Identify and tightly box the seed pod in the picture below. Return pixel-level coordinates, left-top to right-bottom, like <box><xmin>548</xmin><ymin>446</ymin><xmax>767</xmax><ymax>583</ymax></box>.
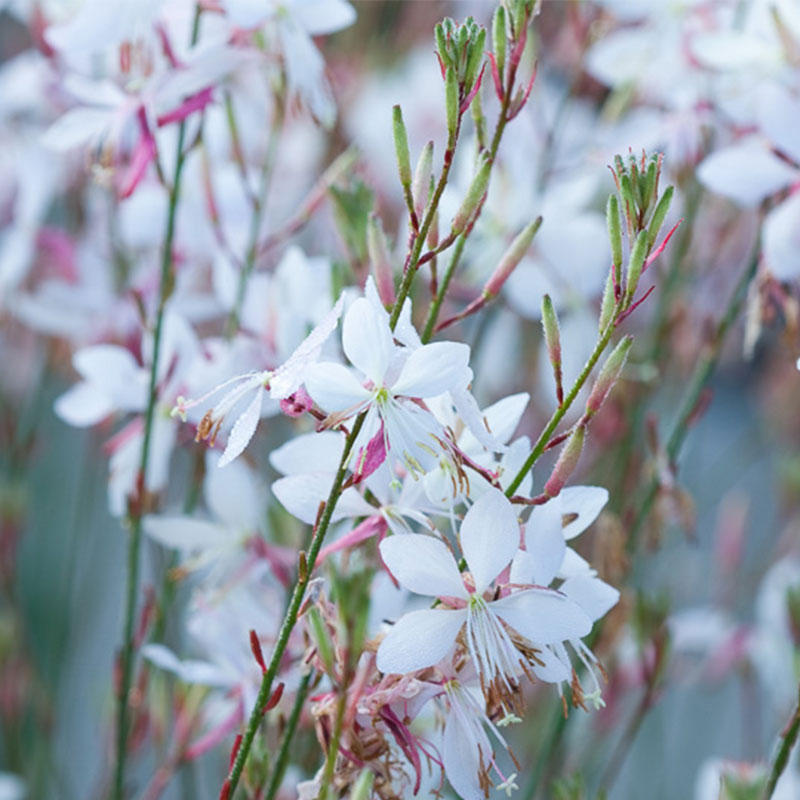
<box><xmin>392</xmin><ymin>105</ymin><xmax>412</xmax><ymax>189</ymax></box>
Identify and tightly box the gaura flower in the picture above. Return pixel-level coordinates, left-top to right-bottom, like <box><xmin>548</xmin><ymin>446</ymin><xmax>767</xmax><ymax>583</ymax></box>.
<box><xmin>376</xmin><ymin>488</ymin><xmax>591</xmax><ymax>708</ymax></box>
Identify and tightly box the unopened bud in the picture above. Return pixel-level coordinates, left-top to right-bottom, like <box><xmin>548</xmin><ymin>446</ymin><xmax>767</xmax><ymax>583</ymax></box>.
<box><xmin>392</xmin><ymin>105</ymin><xmax>412</xmax><ymax>188</ymax></box>
<box><xmin>435</xmin><ymin>22</ymin><xmax>448</xmax><ymax>69</ymax></box>
<box><xmin>349</xmin><ymin>769</ymin><xmax>375</xmax><ymax>800</ymax></box>
<box><xmin>544</xmin><ymin>425</ymin><xmax>585</xmax><ymax>498</ymax></box>
<box><xmin>647</xmin><ymin>185</ymin><xmax>674</xmax><ymax>250</ymax></box>
<box><xmin>413</xmin><ymin>141</ymin><xmax>434</xmax><ymax>219</ymax></box>
<box><xmin>599</xmin><ymin>271</ymin><xmax>615</xmax><ymax>332</ymax></box>
<box><xmin>452</xmin><ymin>155</ymin><xmax>491</xmax><ymax>234</ymax></box>
<box><xmin>465</xmin><ymin>27</ymin><xmax>486</xmax><ymax>91</ymax></box>
<box><xmin>625</xmin><ymin>229</ymin><xmax>649</xmax><ymax>304</ymax></box>
<box><xmin>367</xmin><ymin>214</ymin><xmax>395</xmax><ymax>306</ymax></box>
<box><xmin>586</xmin><ymin>335</ymin><xmax>632</xmax><ymax>417</ymax></box>
<box><xmin>492</xmin><ymin>6</ymin><xmax>507</xmax><ymax>81</ymax></box>
<box><xmin>607</xmin><ymin>194</ymin><xmax>622</xmax><ymax>272</ymax></box>
<box><xmin>642</xmin><ymin>158</ymin><xmax>657</xmax><ymax>213</ymax></box>
<box><xmin>308</xmin><ymin>607</ymin><xmax>335</xmax><ymax>676</ymax></box>
<box><xmin>445</xmin><ymin>66</ymin><xmax>459</xmax><ymax>143</ymax></box>
<box><xmin>483</xmin><ymin>216</ymin><xmax>542</xmax><ymax>298</ymax></box>
<box><xmin>619</xmin><ymin>173</ymin><xmax>636</xmax><ymax>235</ymax></box>
<box><xmin>541</xmin><ymin>293</ymin><xmax>563</xmax><ymax>405</ymax></box>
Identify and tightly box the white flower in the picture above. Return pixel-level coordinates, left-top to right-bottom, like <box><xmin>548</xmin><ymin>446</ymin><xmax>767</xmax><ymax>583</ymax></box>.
<box><xmin>175</xmin><ymin>293</ymin><xmax>344</xmax><ymax>466</ymax></box>
<box><xmin>305</xmin><ymin>280</ymin><xmax>473</xmax><ymax>478</ymax></box>
<box><xmin>509</xmin><ymin>487</ymin><xmax>619</xmax><ymax>705</ymax></box>
<box><xmin>376</xmin><ymin>488</ymin><xmax>591</xmax><ymax>707</ymax></box>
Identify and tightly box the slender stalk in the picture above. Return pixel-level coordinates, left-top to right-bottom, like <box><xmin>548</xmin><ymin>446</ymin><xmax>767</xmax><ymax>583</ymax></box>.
<box><xmin>504</xmin><ymin>318</ymin><xmax>618</xmax><ymax>498</ymax></box>
<box><xmin>224</xmin><ymin>413</ymin><xmax>365</xmax><ymax>797</ymax></box>
<box><xmin>264</xmin><ymin>670</ymin><xmax>313</xmax><ymax>800</ymax></box>
<box><xmin>226</xmin><ymin>89</ymin><xmax>285</xmax><ymax>337</ymax></box>
<box><xmin>319</xmin><ymin>684</ymin><xmax>347</xmax><ymax>800</ymax></box>
<box><xmin>113</xmin><ymin>11</ymin><xmax>202</xmax><ymax>798</ymax></box>
<box><xmin>421</xmin><ymin>57</ymin><xmax>518</xmax><ymax>342</ymax></box>
<box><xmin>627</xmin><ymin>252</ymin><xmax>758</xmax><ymax>549</ymax></box>
<box><xmin>761</xmin><ymin>684</ymin><xmax>800</xmax><ymax>800</ymax></box>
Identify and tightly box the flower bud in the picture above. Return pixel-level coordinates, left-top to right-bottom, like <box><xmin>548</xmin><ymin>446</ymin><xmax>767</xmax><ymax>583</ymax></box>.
<box><xmin>599</xmin><ymin>271</ymin><xmax>615</xmax><ymax>332</ymax></box>
<box><xmin>625</xmin><ymin>229</ymin><xmax>649</xmax><ymax>304</ymax></box>
<box><xmin>413</xmin><ymin>141</ymin><xmax>434</xmax><ymax>219</ymax></box>
<box><xmin>445</xmin><ymin>66</ymin><xmax>459</xmax><ymax>143</ymax></box>
<box><xmin>541</xmin><ymin>293</ymin><xmax>563</xmax><ymax>405</ymax></box>
<box><xmin>483</xmin><ymin>216</ymin><xmax>542</xmax><ymax>298</ymax></box>
<box><xmin>647</xmin><ymin>185</ymin><xmax>674</xmax><ymax>250</ymax></box>
<box><xmin>585</xmin><ymin>335</ymin><xmax>632</xmax><ymax>417</ymax></box>
<box><xmin>392</xmin><ymin>105</ymin><xmax>411</xmax><ymax>189</ymax></box>
<box><xmin>367</xmin><ymin>214</ymin><xmax>395</xmax><ymax>306</ymax></box>
<box><xmin>452</xmin><ymin>154</ymin><xmax>491</xmax><ymax>234</ymax></box>
<box><xmin>607</xmin><ymin>194</ymin><xmax>622</xmax><ymax>272</ymax></box>
<box><xmin>492</xmin><ymin>5</ymin><xmax>507</xmax><ymax>81</ymax></box>
<box><xmin>544</xmin><ymin>425</ymin><xmax>585</xmax><ymax>498</ymax></box>
<box><xmin>465</xmin><ymin>27</ymin><xmax>486</xmax><ymax>91</ymax></box>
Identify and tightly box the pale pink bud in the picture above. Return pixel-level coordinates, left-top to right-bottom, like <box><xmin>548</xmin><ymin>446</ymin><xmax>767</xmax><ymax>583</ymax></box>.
<box><xmin>544</xmin><ymin>425</ymin><xmax>585</xmax><ymax>498</ymax></box>
<box><xmin>483</xmin><ymin>216</ymin><xmax>542</xmax><ymax>297</ymax></box>
<box><xmin>585</xmin><ymin>335</ymin><xmax>632</xmax><ymax>417</ymax></box>
<box><xmin>367</xmin><ymin>213</ymin><xmax>396</xmax><ymax>306</ymax></box>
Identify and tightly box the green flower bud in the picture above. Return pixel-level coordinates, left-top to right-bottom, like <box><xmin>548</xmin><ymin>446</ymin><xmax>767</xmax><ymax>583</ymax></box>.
<box><xmin>586</xmin><ymin>335</ymin><xmax>633</xmax><ymax>416</ymax></box>
<box><xmin>445</xmin><ymin>66</ymin><xmax>459</xmax><ymax>143</ymax></box>
<box><xmin>607</xmin><ymin>194</ymin><xmax>623</xmax><ymax>271</ymax></box>
<box><xmin>492</xmin><ymin>6</ymin><xmax>507</xmax><ymax>80</ymax></box>
<box><xmin>452</xmin><ymin>155</ymin><xmax>491</xmax><ymax>234</ymax></box>
<box><xmin>544</xmin><ymin>425</ymin><xmax>585</xmax><ymax>498</ymax></box>
<box><xmin>647</xmin><ymin>185</ymin><xmax>674</xmax><ymax>250</ymax></box>
<box><xmin>392</xmin><ymin>105</ymin><xmax>412</xmax><ymax>189</ymax></box>
<box><xmin>625</xmin><ymin>229</ymin><xmax>649</xmax><ymax>304</ymax></box>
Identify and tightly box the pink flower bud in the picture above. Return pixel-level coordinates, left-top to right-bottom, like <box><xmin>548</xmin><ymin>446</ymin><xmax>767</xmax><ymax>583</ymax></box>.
<box><xmin>544</xmin><ymin>425</ymin><xmax>585</xmax><ymax>498</ymax></box>
<box><xmin>366</xmin><ymin>214</ymin><xmax>396</xmax><ymax>306</ymax></box>
<box><xmin>483</xmin><ymin>216</ymin><xmax>542</xmax><ymax>298</ymax></box>
<box><xmin>585</xmin><ymin>335</ymin><xmax>632</xmax><ymax>417</ymax></box>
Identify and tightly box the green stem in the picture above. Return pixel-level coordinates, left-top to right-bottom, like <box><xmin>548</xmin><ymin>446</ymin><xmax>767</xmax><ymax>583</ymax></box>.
<box><xmin>762</xmin><ymin>684</ymin><xmax>800</xmax><ymax>800</ymax></box>
<box><xmin>319</xmin><ymin>681</ymin><xmax>347</xmax><ymax>800</ymax></box>
<box><xmin>113</xmin><ymin>10</ymin><xmax>203</xmax><ymax>798</ymax></box>
<box><xmin>421</xmin><ymin>234</ymin><xmax>466</xmax><ymax>343</ymax></box>
<box><xmin>504</xmin><ymin>318</ymin><xmax>618</xmax><ymax>498</ymax></box>
<box><xmin>264</xmin><ymin>670</ymin><xmax>313</xmax><ymax>800</ymax></box>
<box><xmin>420</xmin><ymin>59</ymin><xmax>517</xmax><ymax>342</ymax></box>
<box><xmin>224</xmin><ymin>413</ymin><xmax>365</xmax><ymax>797</ymax></box>
<box><xmin>627</xmin><ymin>252</ymin><xmax>758</xmax><ymax>550</ymax></box>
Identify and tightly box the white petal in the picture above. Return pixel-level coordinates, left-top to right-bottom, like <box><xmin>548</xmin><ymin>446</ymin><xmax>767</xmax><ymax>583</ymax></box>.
<box><xmin>763</xmin><ymin>193</ymin><xmax>800</xmax><ymax>282</ymax></box>
<box><xmin>442</xmin><ymin>712</ymin><xmax>485</xmax><ymax>800</ymax></box>
<box><xmin>143</xmin><ymin>516</ymin><xmax>228</xmax><ymax>550</ymax></box>
<box><xmin>392</xmin><ymin>342</ymin><xmax>471</xmax><ymax>398</ymax></box>
<box><xmin>758</xmin><ymin>84</ymin><xmax>800</xmax><ymax>165</ymax></box>
<box><xmin>269</xmin><ymin>293</ymin><xmax>344</xmax><ymax>398</ymax></box>
<box><xmin>142</xmin><ymin>644</ymin><xmax>233</xmax><ymax>687</ymax></box>
<box><xmin>449</xmin><ymin>385</ymin><xmax>506</xmax><ymax>454</ymax></box>
<box><xmin>342</xmin><ymin>296</ymin><xmax>394</xmax><ymax>384</ymax></box>
<box><xmin>294</xmin><ymin>0</ymin><xmax>356</xmax><ymax>35</ymax></box>
<box><xmin>304</xmin><ymin>361</ymin><xmax>371</xmax><ymax>412</ymax></box>
<box><xmin>218</xmin><ymin>387</ymin><xmax>263</xmax><ymax>467</ymax></box>
<box><xmin>460</xmin><ymin>488</ymin><xmax>519</xmax><ymax>594</ymax></box>
<box><xmin>560</xmin><ymin>485</ymin><xmax>609</xmax><ymax>540</ymax></box>
<box><xmin>54</xmin><ymin>382</ymin><xmax>115</xmax><ymax>427</ymax></box>
<box><xmin>697</xmin><ymin>142</ymin><xmax>796</xmax><ymax>207</ymax></box>
<box><xmin>272</xmin><ymin>473</ymin><xmax>372</xmax><ymax>525</ymax></box>
<box><xmin>532</xmin><ymin>645</ymin><xmax>571</xmax><ymax>684</ymax></box>
<box><xmin>560</xmin><ymin>575</ymin><xmax>620</xmax><ymax>622</ymax></box>
<box><xmin>376</xmin><ymin>608</ymin><xmax>464</xmax><ymax>674</ymax></box>
<box><xmin>509</xmin><ymin>549</ymin><xmax>536</xmax><ymax>586</ymax></box>
<box><xmin>459</xmin><ymin>392</ymin><xmax>529</xmax><ymax>452</ymax></box>
<box><xmin>379</xmin><ymin>533</ymin><xmax>466</xmax><ymax>598</ymax></box>
<box><xmin>204</xmin><ymin>452</ymin><xmax>263</xmax><ymax>529</ymax></box>
<box><xmin>41</xmin><ymin>107</ymin><xmax>113</xmax><ymax>150</ymax></box>
<box><xmin>525</xmin><ymin>497</ymin><xmax>566</xmax><ymax>586</ymax></box>
<box><xmin>492</xmin><ymin>589</ymin><xmax>592</xmax><ymax>645</ymax></box>
<box><xmin>269</xmin><ymin>430</ymin><xmax>345</xmax><ymax>475</ymax></box>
